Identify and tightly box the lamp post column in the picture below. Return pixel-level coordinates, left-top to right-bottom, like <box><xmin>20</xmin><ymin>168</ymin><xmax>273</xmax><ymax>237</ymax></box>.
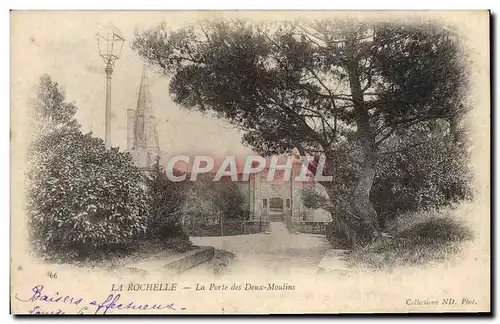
<box><xmin>104</xmin><ymin>63</ymin><xmax>113</xmax><ymax>149</ymax></box>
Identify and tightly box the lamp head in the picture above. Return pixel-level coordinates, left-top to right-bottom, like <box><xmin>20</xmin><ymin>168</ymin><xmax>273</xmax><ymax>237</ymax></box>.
<box><xmin>96</xmin><ymin>25</ymin><xmax>125</xmax><ymax>66</ymax></box>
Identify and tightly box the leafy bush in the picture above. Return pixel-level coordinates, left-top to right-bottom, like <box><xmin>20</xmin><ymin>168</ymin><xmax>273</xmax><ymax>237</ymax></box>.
<box><xmin>145</xmin><ymin>157</ymin><xmax>191</xmax><ymax>244</ymax></box>
<box><xmin>391</xmin><ymin>212</ymin><xmax>473</xmax><ymax>242</ymax></box>
<box><xmin>183</xmin><ymin>175</ymin><xmax>246</xmax><ymax>235</ymax></box>
<box><xmin>373</xmin><ymin>126</ymin><xmax>473</xmax><ymax>227</ymax></box>
<box><xmin>345</xmin><ymin>209</ymin><xmax>474</xmax><ymax>269</ymax></box>
<box><xmin>301</xmin><ymin>187</ymin><xmax>328</xmax><ymax>210</ymax></box>
<box><xmin>27</xmin><ymin>128</ymin><xmax>151</xmax><ymax>261</ymax></box>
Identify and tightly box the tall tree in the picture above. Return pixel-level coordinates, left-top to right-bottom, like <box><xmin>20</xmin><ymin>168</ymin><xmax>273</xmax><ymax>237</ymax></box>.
<box><xmin>133</xmin><ymin>19</ymin><xmax>468</xmax><ymax>245</ymax></box>
<box><xmin>146</xmin><ymin>156</ymin><xmax>188</xmax><ymax>239</ymax></box>
<box><xmin>31</xmin><ymin>74</ymin><xmax>80</xmax><ymax>133</ymax></box>
<box><xmin>184</xmin><ymin>175</ymin><xmax>244</xmax><ymax>235</ymax></box>
<box><xmin>208</xmin><ymin>181</ymin><xmax>245</xmax><ymax>236</ymax></box>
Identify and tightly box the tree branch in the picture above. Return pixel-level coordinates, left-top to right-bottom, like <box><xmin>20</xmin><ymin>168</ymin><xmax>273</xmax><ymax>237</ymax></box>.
<box><xmin>374</xmin><ymin>115</ymin><xmax>446</xmax><ymax>147</ymax></box>
<box><xmin>377</xmin><ymin>140</ymin><xmax>432</xmax><ymax>156</ymax></box>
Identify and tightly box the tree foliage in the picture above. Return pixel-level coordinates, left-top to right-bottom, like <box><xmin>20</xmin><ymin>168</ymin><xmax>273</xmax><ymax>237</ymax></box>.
<box><xmin>133</xmin><ymin>20</ymin><xmax>467</xmax><ymax>153</ymax></box>
<box><xmin>133</xmin><ymin>19</ymin><xmax>471</xmax><ymax>245</ymax></box>
<box><xmin>31</xmin><ymin>74</ymin><xmax>79</xmax><ymax>132</ymax></box>
<box><xmin>26</xmin><ymin>75</ymin><xmax>150</xmax><ymax>260</ymax></box>
<box><xmin>145</xmin><ymin>157</ymin><xmax>189</xmax><ymax>241</ymax></box>
<box><xmin>372</xmin><ymin>122</ymin><xmax>473</xmax><ymax>226</ymax></box>
<box><xmin>184</xmin><ymin>175</ymin><xmax>245</xmax><ymax>234</ymax></box>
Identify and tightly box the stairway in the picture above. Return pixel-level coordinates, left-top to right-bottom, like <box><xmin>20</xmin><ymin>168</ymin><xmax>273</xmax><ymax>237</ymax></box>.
<box><xmin>269</xmin><ymin>208</ymin><xmax>284</xmax><ymax>222</ymax></box>
<box><xmin>269</xmin><ymin>221</ymin><xmax>289</xmax><ymax>235</ymax></box>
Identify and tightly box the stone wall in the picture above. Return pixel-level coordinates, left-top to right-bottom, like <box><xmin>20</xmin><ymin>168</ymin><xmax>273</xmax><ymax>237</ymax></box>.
<box><xmin>291</xmin><ymin>221</ymin><xmax>329</xmax><ymax>234</ymax></box>
<box><xmin>244</xmin><ymin>221</ymin><xmax>271</xmax><ymax>234</ymax></box>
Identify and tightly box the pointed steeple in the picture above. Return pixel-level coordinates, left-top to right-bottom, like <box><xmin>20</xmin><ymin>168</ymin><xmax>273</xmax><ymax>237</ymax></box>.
<box><xmin>136</xmin><ymin>64</ymin><xmax>153</xmax><ymax>116</ymax></box>
<box><xmin>133</xmin><ymin>64</ymin><xmax>159</xmax><ymax>151</ymax></box>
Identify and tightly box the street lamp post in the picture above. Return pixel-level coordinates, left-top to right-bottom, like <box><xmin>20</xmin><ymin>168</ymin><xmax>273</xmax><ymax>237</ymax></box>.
<box><xmin>96</xmin><ymin>26</ymin><xmax>125</xmax><ymax>149</ymax></box>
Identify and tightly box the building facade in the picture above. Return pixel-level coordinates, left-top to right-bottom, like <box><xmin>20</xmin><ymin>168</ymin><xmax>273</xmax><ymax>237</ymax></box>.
<box><xmin>237</xmin><ymin>161</ymin><xmax>332</xmax><ymax>224</ymax></box>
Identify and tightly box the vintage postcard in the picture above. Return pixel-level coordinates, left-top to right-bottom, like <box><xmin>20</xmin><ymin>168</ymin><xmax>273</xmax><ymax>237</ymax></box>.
<box><xmin>10</xmin><ymin>10</ymin><xmax>490</xmax><ymax>314</ymax></box>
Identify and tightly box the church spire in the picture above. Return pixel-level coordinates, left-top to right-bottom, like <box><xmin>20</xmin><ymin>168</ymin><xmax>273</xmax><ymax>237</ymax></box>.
<box><xmin>136</xmin><ymin>64</ymin><xmax>153</xmax><ymax>115</ymax></box>
<box><xmin>133</xmin><ymin>64</ymin><xmax>159</xmax><ymax>151</ymax></box>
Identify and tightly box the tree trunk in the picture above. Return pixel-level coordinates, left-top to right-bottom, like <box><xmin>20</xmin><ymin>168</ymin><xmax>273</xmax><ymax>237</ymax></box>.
<box><xmin>351</xmin><ymin>154</ymin><xmax>379</xmax><ymax>243</ymax></box>
<box><xmin>346</xmin><ymin>55</ymin><xmax>380</xmax><ymax>245</ymax></box>
<box><xmin>220</xmin><ymin>211</ymin><xmax>224</xmax><ymax>236</ymax></box>
<box><xmin>449</xmin><ymin>116</ymin><xmax>462</xmax><ymax>145</ymax></box>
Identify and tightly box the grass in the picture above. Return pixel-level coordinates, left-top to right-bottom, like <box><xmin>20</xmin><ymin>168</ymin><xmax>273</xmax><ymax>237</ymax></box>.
<box><xmin>345</xmin><ymin>209</ymin><xmax>474</xmax><ymax>270</ymax></box>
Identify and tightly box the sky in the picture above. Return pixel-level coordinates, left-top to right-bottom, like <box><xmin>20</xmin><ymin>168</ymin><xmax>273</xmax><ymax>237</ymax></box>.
<box><xmin>11</xmin><ymin>11</ymin><xmax>255</xmax><ymax>159</ymax></box>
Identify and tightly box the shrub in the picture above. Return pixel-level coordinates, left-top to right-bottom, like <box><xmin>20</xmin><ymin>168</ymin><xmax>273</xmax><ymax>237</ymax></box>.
<box><xmin>27</xmin><ymin>128</ymin><xmax>150</xmax><ymax>261</ymax></box>
<box><xmin>145</xmin><ymin>157</ymin><xmax>191</xmax><ymax>244</ymax></box>
<box><xmin>183</xmin><ymin>175</ymin><xmax>246</xmax><ymax>231</ymax></box>
<box><xmin>373</xmin><ymin>129</ymin><xmax>473</xmax><ymax>227</ymax></box>
<box><xmin>301</xmin><ymin>187</ymin><xmax>328</xmax><ymax>210</ymax></box>
<box><xmin>345</xmin><ymin>209</ymin><xmax>474</xmax><ymax>269</ymax></box>
<box><xmin>397</xmin><ymin>216</ymin><xmax>473</xmax><ymax>243</ymax></box>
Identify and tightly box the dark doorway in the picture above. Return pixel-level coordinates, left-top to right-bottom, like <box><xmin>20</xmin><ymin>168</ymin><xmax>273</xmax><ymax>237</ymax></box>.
<box><xmin>270</xmin><ymin>197</ymin><xmax>284</xmax><ymax>209</ymax></box>
<box><xmin>269</xmin><ymin>197</ymin><xmax>284</xmax><ymax>221</ymax></box>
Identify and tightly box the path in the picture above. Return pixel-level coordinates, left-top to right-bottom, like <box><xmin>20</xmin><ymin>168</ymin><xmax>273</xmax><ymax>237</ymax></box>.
<box><xmin>190</xmin><ymin>222</ymin><xmax>331</xmax><ymax>276</ymax></box>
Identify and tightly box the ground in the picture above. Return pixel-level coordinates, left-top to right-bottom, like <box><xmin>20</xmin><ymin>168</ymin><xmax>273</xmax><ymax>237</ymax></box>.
<box><xmin>190</xmin><ymin>222</ymin><xmax>331</xmax><ymax>276</ymax></box>
<box><xmin>20</xmin><ymin>222</ymin><xmax>332</xmax><ymax>281</ymax></box>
